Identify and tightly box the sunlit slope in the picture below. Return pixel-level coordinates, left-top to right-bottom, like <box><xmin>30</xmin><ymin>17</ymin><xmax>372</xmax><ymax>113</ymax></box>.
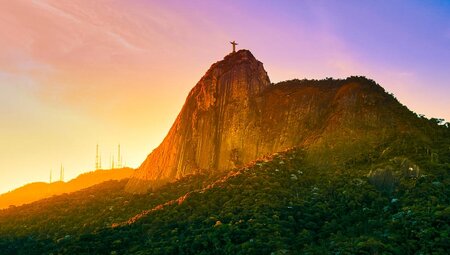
<box><xmin>0</xmin><ymin>168</ymin><xmax>134</xmax><ymax>209</ymax></box>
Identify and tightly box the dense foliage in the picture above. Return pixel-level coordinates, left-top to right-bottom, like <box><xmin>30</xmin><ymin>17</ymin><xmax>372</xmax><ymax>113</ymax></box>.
<box><xmin>0</xmin><ymin>174</ymin><xmax>223</xmax><ymax>253</ymax></box>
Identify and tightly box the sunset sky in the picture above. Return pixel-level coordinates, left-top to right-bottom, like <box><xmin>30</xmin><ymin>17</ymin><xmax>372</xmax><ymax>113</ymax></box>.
<box><xmin>0</xmin><ymin>0</ymin><xmax>449</xmax><ymax>194</ymax></box>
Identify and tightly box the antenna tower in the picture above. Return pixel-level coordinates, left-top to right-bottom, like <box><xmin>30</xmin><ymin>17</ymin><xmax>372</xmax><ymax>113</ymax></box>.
<box><xmin>95</xmin><ymin>144</ymin><xmax>101</xmax><ymax>169</ymax></box>
<box><xmin>111</xmin><ymin>154</ymin><xmax>115</xmax><ymax>169</ymax></box>
<box><xmin>117</xmin><ymin>144</ymin><xmax>122</xmax><ymax>168</ymax></box>
<box><xmin>60</xmin><ymin>164</ymin><xmax>64</xmax><ymax>182</ymax></box>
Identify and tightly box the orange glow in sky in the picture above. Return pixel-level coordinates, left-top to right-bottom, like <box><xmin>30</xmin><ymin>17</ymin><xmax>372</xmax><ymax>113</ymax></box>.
<box><xmin>1</xmin><ymin>0</ymin><xmax>449</xmax><ymax>193</ymax></box>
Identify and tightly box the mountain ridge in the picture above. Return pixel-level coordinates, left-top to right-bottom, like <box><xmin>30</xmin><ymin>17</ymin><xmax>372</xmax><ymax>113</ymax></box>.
<box><xmin>126</xmin><ymin>50</ymin><xmax>424</xmax><ymax>193</ymax></box>
<box><xmin>0</xmin><ymin>168</ymin><xmax>134</xmax><ymax>209</ymax></box>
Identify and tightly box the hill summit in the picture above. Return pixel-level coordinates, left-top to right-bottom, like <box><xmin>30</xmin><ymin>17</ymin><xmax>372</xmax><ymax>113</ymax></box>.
<box><xmin>126</xmin><ymin>50</ymin><xmax>421</xmax><ymax>193</ymax></box>
<box><xmin>0</xmin><ymin>168</ymin><xmax>134</xmax><ymax>209</ymax></box>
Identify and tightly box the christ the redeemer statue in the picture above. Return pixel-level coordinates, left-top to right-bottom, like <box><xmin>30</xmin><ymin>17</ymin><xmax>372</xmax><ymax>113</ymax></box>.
<box><xmin>230</xmin><ymin>41</ymin><xmax>238</xmax><ymax>53</ymax></box>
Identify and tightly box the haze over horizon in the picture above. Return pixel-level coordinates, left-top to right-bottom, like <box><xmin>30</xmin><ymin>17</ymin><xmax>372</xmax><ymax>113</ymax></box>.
<box><xmin>1</xmin><ymin>0</ymin><xmax>449</xmax><ymax>194</ymax></box>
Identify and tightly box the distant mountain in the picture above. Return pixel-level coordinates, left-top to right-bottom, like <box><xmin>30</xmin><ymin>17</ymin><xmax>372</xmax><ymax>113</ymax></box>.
<box><xmin>126</xmin><ymin>50</ymin><xmax>429</xmax><ymax>193</ymax></box>
<box><xmin>0</xmin><ymin>168</ymin><xmax>134</xmax><ymax>209</ymax></box>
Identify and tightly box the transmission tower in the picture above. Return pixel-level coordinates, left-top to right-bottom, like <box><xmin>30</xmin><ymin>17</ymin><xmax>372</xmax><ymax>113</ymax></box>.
<box><xmin>117</xmin><ymin>144</ymin><xmax>122</xmax><ymax>168</ymax></box>
<box><xmin>60</xmin><ymin>164</ymin><xmax>64</xmax><ymax>182</ymax></box>
<box><xmin>95</xmin><ymin>144</ymin><xmax>102</xmax><ymax>169</ymax></box>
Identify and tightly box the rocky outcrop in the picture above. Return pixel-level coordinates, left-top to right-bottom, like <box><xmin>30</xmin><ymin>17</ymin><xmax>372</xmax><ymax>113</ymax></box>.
<box><xmin>126</xmin><ymin>50</ymin><xmax>270</xmax><ymax>193</ymax></box>
<box><xmin>125</xmin><ymin>50</ymin><xmax>418</xmax><ymax>193</ymax></box>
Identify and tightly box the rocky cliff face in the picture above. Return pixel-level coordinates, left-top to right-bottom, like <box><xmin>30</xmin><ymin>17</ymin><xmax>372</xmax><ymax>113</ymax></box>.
<box><xmin>125</xmin><ymin>50</ymin><xmax>419</xmax><ymax>193</ymax></box>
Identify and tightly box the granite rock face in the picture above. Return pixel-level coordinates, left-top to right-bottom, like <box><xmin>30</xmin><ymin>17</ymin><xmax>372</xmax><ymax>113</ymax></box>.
<box><xmin>125</xmin><ymin>50</ymin><xmax>416</xmax><ymax>193</ymax></box>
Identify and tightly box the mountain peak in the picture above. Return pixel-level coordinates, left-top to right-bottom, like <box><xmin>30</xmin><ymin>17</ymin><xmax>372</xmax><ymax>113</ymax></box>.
<box><xmin>190</xmin><ymin>49</ymin><xmax>270</xmax><ymax>109</ymax></box>
<box><xmin>125</xmin><ymin>52</ymin><xmax>416</xmax><ymax>194</ymax></box>
<box><xmin>224</xmin><ymin>49</ymin><xmax>257</xmax><ymax>62</ymax></box>
<box><xmin>205</xmin><ymin>49</ymin><xmax>263</xmax><ymax>78</ymax></box>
